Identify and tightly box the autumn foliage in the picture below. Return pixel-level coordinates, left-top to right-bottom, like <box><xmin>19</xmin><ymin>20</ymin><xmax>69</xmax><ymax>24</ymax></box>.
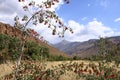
<box><xmin>15</xmin><ymin>0</ymin><xmax>73</xmax><ymax>39</ymax></box>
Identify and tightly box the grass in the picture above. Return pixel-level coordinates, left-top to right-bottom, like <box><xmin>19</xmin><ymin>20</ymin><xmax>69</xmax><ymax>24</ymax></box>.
<box><xmin>0</xmin><ymin>60</ymin><xmax>120</xmax><ymax>80</ymax></box>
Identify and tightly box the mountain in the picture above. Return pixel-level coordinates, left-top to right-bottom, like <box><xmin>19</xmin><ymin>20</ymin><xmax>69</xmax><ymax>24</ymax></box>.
<box><xmin>53</xmin><ymin>40</ymin><xmax>71</xmax><ymax>51</ymax></box>
<box><xmin>0</xmin><ymin>22</ymin><xmax>68</xmax><ymax>57</ymax></box>
<box><xmin>53</xmin><ymin>37</ymin><xmax>120</xmax><ymax>58</ymax></box>
<box><xmin>53</xmin><ymin>39</ymin><xmax>98</xmax><ymax>57</ymax></box>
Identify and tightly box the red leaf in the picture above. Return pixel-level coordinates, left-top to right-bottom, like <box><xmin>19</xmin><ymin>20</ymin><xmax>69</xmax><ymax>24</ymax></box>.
<box><xmin>110</xmin><ymin>74</ymin><xmax>116</xmax><ymax>78</ymax></box>
<box><xmin>29</xmin><ymin>3</ymin><xmax>32</xmax><ymax>6</ymax></box>
<box><xmin>65</xmin><ymin>27</ymin><xmax>68</xmax><ymax>30</ymax></box>
<box><xmin>88</xmin><ymin>70</ymin><xmax>92</xmax><ymax>74</ymax></box>
<box><xmin>23</xmin><ymin>6</ymin><xmax>28</xmax><ymax>11</ymax></box>
<box><xmin>84</xmin><ymin>69</ymin><xmax>87</xmax><ymax>72</ymax></box>
<box><xmin>52</xmin><ymin>29</ymin><xmax>56</xmax><ymax>35</ymax></box>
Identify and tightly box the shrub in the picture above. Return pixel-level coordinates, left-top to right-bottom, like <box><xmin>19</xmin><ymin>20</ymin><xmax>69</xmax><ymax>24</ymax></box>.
<box><xmin>0</xmin><ymin>34</ymin><xmax>10</xmax><ymax>50</ymax></box>
<box><xmin>0</xmin><ymin>34</ymin><xmax>50</xmax><ymax>61</ymax></box>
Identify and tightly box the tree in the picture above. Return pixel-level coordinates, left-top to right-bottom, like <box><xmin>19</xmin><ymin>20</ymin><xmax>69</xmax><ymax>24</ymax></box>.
<box><xmin>96</xmin><ymin>37</ymin><xmax>119</xmax><ymax>62</ymax></box>
<box><xmin>13</xmin><ymin>0</ymin><xmax>72</xmax><ymax>79</ymax></box>
<box><xmin>96</xmin><ymin>37</ymin><xmax>109</xmax><ymax>58</ymax></box>
<box><xmin>73</xmin><ymin>56</ymin><xmax>80</xmax><ymax>60</ymax></box>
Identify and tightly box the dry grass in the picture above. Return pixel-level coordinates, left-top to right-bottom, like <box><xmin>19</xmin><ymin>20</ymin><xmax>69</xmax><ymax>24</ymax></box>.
<box><xmin>0</xmin><ymin>62</ymin><xmax>13</xmax><ymax>78</ymax></box>
<box><xmin>0</xmin><ymin>60</ymin><xmax>120</xmax><ymax>80</ymax></box>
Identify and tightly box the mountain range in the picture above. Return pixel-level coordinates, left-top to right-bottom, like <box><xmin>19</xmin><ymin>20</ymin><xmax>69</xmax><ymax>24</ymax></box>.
<box><xmin>53</xmin><ymin>36</ymin><xmax>120</xmax><ymax>58</ymax></box>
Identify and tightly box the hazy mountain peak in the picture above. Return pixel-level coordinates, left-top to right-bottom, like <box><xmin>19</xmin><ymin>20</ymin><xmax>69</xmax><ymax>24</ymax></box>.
<box><xmin>61</xmin><ymin>39</ymin><xmax>70</xmax><ymax>44</ymax></box>
<box><xmin>54</xmin><ymin>39</ymin><xmax>70</xmax><ymax>45</ymax></box>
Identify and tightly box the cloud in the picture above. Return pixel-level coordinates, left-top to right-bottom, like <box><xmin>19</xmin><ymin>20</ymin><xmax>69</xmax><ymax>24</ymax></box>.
<box><xmin>0</xmin><ymin>0</ymin><xmax>63</xmax><ymax>25</ymax></box>
<box><xmin>33</xmin><ymin>19</ymin><xmax>120</xmax><ymax>44</ymax></box>
<box><xmin>0</xmin><ymin>0</ymin><xmax>64</xmax><ymax>44</ymax></box>
<box><xmin>62</xmin><ymin>19</ymin><xmax>117</xmax><ymax>42</ymax></box>
<box><xmin>0</xmin><ymin>0</ymin><xmax>25</xmax><ymax>16</ymax></box>
<box><xmin>114</xmin><ymin>18</ymin><xmax>120</xmax><ymax>22</ymax></box>
<box><xmin>0</xmin><ymin>0</ymin><xmax>25</xmax><ymax>24</ymax></box>
<box><xmin>0</xmin><ymin>0</ymin><xmax>17</xmax><ymax>15</ymax></box>
<box><xmin>87</xmin><ymin>20</ymin><xmax>114</xmax><ymax>37</ymax></box>
<box><xmin>0</xmin><ymin>13</ymin><xmax>17</xmax><ymax>25</ymax></box>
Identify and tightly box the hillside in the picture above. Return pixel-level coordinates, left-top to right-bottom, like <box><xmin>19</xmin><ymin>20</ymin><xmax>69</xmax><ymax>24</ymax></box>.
<box><xmin>0</xmin><ymin>22</ymin><xmax>68</xmax><ymax>57</ymax></box>
<box><xmin>53</xmin><ymin>37</ymin><xmax>120</xmax><ymax>58</ymax></box>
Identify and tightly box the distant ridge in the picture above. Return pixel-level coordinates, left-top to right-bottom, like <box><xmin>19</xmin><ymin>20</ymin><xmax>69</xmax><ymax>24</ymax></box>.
<box><xmin>53</xmin><ymin>36</ymin><xmax>120</xmax><ymax>58</ymax></box>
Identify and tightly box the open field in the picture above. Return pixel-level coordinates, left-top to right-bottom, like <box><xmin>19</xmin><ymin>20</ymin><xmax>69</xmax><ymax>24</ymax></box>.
<box><xmin>0</xmin><ymin>60</ymin><xmax>120</xmax><ymax>80</ymax></box>
<box><xmin>0</xmin><ymin>62</ymin><xmax>14</xmax><ymax>78</ymax></box>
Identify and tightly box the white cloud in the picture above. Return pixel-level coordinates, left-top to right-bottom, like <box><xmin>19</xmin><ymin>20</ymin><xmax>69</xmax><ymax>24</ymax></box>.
<box><xmin>37</xmin><ymin>19</ymin><xmax>120</xmax><ymax>44</ymax></box>
<box><xmin>87</xmin><ymin>20</ymin><xmax>114</xmax><ymax>37</ymax></box>
<box><xmin>0</xmin><ymin>0</ymin><xmax>63</xmax><ymax>25</ymax></box>
<box><xmin>114</xmin><ymin>18</ymin><xmax>120</xmax><ymax>22</ymax></box>
<box><xmin>0</xmin><ymin>13</ymin><xmax>17</xmax><ymax>25</ymax></box>
<box><xmin>0</xmin><ymin>0</ymin><xmax>26</xmax><ymax>24</ymax></box>
<box><xmin>0</xmin><ymin>0</ymin><xmax>18</xmax><ymax>15</ymax></box>
<box><xmin>61</xmin><ymin>19</ymin><xmax>116</xmax><ymax>43</ymax></box>
<box><xmin>0</xmin><ymin>0</ymin><xmax>64</xmax><ymax>44</ymax></box>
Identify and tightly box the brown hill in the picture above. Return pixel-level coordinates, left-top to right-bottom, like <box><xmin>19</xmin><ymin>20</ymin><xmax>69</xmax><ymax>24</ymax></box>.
<box><xmin>0</xmin><ymin>22</ymin><xmax>68</xmax><ymax>57</ymax></box>
<box><xmin>54</xmin><ymin>37</ymin><xmax>120</xmax><ymax>58</ymax></box>
<box><xmin>54</xmin><ymin>39</ymin><xmax>98</xmax><ymax>58</ymax></box>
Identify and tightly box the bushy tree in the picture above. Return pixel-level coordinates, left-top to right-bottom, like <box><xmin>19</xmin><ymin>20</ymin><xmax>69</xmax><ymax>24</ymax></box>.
<box><xmin>96</xmin><ymin>37</ymin><xmax>120</xmax><ymax>64</ymax></box>
<box><xmin>97</xmin><ymin>37</ymin><xmax>107</xmax><ymax>57</ymax></box>
<box><xmin>24</xmin><ymin>41</ymin><xmax>50</xmax><ymax>60</ymax></box>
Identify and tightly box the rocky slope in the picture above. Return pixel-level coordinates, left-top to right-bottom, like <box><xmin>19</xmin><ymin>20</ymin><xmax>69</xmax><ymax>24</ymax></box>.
<box><xmin>0</xmin><ymin>22</ymin><xmax>68</xmax><ymax>57</ymax></box>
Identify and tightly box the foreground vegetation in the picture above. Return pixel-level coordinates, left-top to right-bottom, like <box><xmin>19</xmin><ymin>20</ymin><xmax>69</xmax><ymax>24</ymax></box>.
<box><xmin>0</xmin><ymin>34</ymin><xmax>120</xmax><ymax>80</ymax></box>
<box><xmin>0</xmin><ymin>60</ymin><xmax>119</xmax><ymax>80</ymax></box>
<box><xmin>0</xmin><ymin>34</ymin><xmax>68</xmax><ymax>62</ymax></box>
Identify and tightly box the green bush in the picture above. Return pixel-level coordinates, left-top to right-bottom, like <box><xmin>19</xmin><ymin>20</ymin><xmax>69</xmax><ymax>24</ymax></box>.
<box><xmin>73</xmin><ymin>56</ymin><xmax>81</xmax><ymax>60</ymax></box>
<box><xmin>49</xmin><ymin>55</ymin><xmax>68</xmax><ymax>61</ymax></box>
<box><xmin>0</xmin><ymin>34</ymin><xmax>10</xmax><ymax>50</ymax></box>
<box><xmin>24</xmin><ymin>41</ymin><xmax>50</xmax><ymax>60</ymax></box>
<box><xmin>0</xmin><ymin>34</ymin><xmax>50</xmax><ymax>61</ymax></box>
<box><xmin>8</xmin><ymin>37</ymin><xmax>21</xmax><ymax>60</ymax></box>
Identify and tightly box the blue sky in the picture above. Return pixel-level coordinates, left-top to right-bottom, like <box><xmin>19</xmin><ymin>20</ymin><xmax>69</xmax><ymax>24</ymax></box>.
<box><xmin>0</xmin><ymin>0</ymin><xmax>120</xmax><ymax>44</ymax></box>
<box><xmin>57</xmin><ymin>0</ymin><xmax>120</xmax><ymax>29</ymax></box>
